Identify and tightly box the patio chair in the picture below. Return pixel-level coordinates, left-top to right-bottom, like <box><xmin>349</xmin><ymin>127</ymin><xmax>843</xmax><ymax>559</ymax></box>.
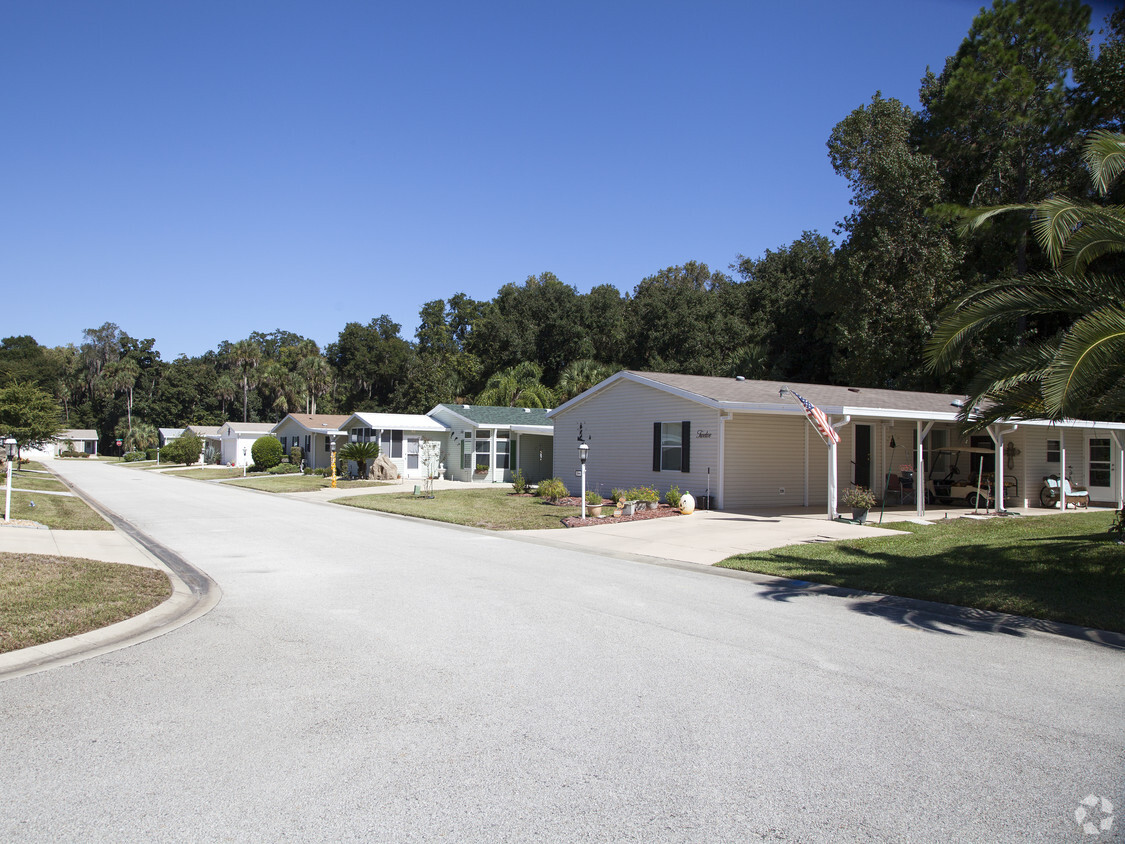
<box><xmin>1063</xmin><ymin>479</ymin><xmax>1090</xmax><ymax>508</ymax></box>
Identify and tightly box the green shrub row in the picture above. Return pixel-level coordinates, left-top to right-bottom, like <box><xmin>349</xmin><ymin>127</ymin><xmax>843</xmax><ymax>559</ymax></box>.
<box><xmin>267</xmin><ymin>463</ymin><xmax>302</xmax><ymax>474</ymax></box>
<box><xmin>122</xmin><ymin>451</ymin><xmax>147</xmax><ymax>462</ymax></box>
<box><xmin>536</xmin><ymin>477</ymin><xmax>568</xmax><ymax>502</ymax></box>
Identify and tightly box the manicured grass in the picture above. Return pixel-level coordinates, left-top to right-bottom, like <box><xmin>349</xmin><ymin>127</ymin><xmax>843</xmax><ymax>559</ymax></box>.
<box><xmin>4</xmin><ymin>472</ymin><xmax>70</xmax><ymax>492</ymax></box>
<box><xmin>224</xmin><ymin>475</ymin><xmax>392</xmax><ymax>493</ymax></box>
<box><xmin>717</xmin><ymin>511</ymin><xmax>1124</xmax><ymax>632</ymax></box>
<box><xmin>334</xmin><ymin>487</ymin><xmax>580</xmax><ymax>530</ymax></box>
<box><xmin>164</xmin><ymin>467</ymin><xmax>246</xmax><ymax>480</ymax></box>
<box><xmin>0</xmin><ymin>552</ymin><xmax>172</xmax><ymax>653</ymax></box>
<box><xmin>5</xmin><ymin>490</ymin><xmax>112</xmax><ymax>530</ymax></box>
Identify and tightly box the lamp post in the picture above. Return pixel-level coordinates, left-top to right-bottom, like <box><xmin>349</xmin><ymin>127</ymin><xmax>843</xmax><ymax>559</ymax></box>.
<box><xmin>331</xmin><ymin>438</ymin><xmax>337</xmax><ymax>489</ymax></box>
<box><xmin>578</xmin><ymin>441</ymin><xmax>589</xmax><ymax>519</ymax></box>
<box><xmin>4</xmin><ymin>438</ymin><xmax>16</xmax><ymax>523</ymax></box>
<box><xmin>242</xmin><ymin>446</ymin><xmax>247</xmax><ymax>477</ymax></box>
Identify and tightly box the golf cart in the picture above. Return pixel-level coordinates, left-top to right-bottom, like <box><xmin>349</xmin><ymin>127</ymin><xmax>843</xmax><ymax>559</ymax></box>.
<box><xmin>925</xmin><ymin>446</ymin><xmax>1018</xmax><ymax>508</ymax></box>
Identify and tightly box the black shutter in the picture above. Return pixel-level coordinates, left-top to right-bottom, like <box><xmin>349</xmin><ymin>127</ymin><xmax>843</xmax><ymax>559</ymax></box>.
<box><xmin>681</xmin><ymin>421</ymin><xmax>691</xmax><ymax>473</ymax></box>
<box><xmin>653</xmin><ymin>423</ymin><xmax>662</xmax><ymax>472</ymax></box>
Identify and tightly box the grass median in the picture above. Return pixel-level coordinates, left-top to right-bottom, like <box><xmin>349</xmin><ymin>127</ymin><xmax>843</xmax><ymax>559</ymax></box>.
<box><xmin>717</xmin><ymin>511</ymin><xmax>1124</xmax><ymax>632</ymax></box>
<box><xmin>334</xmin><ymin>487</ymin><xmax>580</xmax><ymax>530</ymax></box>
<box><xmin>0</xmin><ymin>552</ymin><xmax>172</xmax><ymax>653</ymax></box>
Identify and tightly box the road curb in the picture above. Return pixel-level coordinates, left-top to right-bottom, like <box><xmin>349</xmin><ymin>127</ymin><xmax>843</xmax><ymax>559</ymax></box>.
<box><xmin>0</xmin><ymin>470</ymin><xmax>223</xmax><ymax>682</ymax></box>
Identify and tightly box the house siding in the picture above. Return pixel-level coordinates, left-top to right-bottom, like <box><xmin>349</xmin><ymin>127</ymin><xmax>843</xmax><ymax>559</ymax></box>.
<box><xmin>552</xmin><ymin>378</ymin><xmax>721</xmax><ymax>501</ymax></box>
<box><xmin>516</xmin><ymin>434</ymin><xmax>553</xmax><ymax>483</ymax></box>
<box><xmin>724</xmin><ymin>414</ymin><xmax>840</xmax><ymax>508</ymax></box>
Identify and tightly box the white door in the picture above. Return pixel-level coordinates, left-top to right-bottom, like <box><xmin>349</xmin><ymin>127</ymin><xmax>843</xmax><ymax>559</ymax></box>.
<box><xmin>406</xmin><ymin>436</ymin><xmax>420</xmax><ymax>476</ymax></box>
<box><xmin>1087</xmin><ymin>435</ymin><xmax>1113</xmax><ymax>501</ymax></box>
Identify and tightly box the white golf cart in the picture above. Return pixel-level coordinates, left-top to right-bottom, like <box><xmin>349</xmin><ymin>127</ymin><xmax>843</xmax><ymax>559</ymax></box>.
<box><xmin>924</xmin><ymin>446</ymin><xmax>1018</xmax><ymax>508</ymax></box>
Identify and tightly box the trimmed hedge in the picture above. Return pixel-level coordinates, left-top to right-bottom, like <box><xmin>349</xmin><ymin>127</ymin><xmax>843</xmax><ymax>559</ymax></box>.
<box><xmin>251</xmin><ymin>436</ymin><xmax>283</xmax><ymax>470</ymax></box>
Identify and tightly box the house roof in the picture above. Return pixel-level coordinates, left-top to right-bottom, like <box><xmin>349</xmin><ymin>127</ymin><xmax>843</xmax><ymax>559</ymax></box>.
<box><xmin>223</xmin><ymin>422</ymin><xmax>276</xmax><ymax>434</ymax></box>
<box><xmin>158</xmin><ymin>428</ymin><xmax>184</xmax><ymax>439</ymax></box>
<box><xmin>550</xmin><ymin>370</ymin><xmax>1125</xmax><ymax>429</ymax></box>
<box><xmin>186</xmin><ymin>425</ymin><xmax>222</xmax><ymax>437</ymax></box>
<box><xmin>345</xmin><ymin>412</ymin><xmax>449</xmax><ymax>433</ymax></box>
<box><xmin>58</xmin><ymin>429</ymin><xmax>98</xmax><ymax>440</ymax></box>
<box><xmin>434</xmin><ymin>404</ymin><xmax>554</xmax><ymax>428</ymax></box>
<box><xmin>273</xmin><ymin>414</ymin><xmax>351</xmax><ymax>435</ymax></box>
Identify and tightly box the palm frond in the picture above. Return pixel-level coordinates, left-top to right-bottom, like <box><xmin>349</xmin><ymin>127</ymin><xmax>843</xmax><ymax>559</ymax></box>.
<box><xmin>1085</xmin><ymin>130</ymin><xmax>1125</xmax><ymax>196</ymax></box>
<box><xmin>1060</xmin><ymin>207</ymin><xmax>1125</xmax><ymax>275</ymax></box>
<box><xmin>1043</xmin><ymin>306</ymin><xmax>1125</xmax><ymax>417</ymax></box>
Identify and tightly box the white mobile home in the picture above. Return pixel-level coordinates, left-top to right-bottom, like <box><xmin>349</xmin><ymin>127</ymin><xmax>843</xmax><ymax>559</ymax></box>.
<box><xmin>271</xmin><ymin>414</ymin><xmax>349</xmax><ymax>470</ymax></box>
<box><xmin>427</xmin><ymin>404</ymin><xmax>554</xmax><ymax>484</ymax></box>
<box><xmin>340</xmin><ymin>412</ymin><xmax>450</xmax><ymax>480</ymax></box>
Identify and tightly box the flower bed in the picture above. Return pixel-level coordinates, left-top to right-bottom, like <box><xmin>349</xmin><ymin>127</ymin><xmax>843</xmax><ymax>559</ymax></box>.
<box><xmin>556</xmin><ymin>497</ymin><xmax>682</xmax><ymax>528</ymax></box>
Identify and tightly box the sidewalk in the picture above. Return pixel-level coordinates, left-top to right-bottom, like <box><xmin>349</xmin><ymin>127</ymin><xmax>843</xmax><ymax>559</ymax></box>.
<box><xmin>0</xmin><ymin>525</ymin><xmax>162</xmax><ymax>568</ymax></box>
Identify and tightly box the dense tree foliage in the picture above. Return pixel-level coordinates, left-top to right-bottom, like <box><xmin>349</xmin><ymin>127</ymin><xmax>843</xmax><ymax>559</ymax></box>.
<box><xmin>2</xmin><ymin>1</ymin><xmax>1117</xmax><ymax>445</ymax></box>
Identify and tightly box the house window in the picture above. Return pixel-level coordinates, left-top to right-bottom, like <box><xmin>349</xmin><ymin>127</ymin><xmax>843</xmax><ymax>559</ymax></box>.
<box><xmin>475</xmin><ymin>430</ymin><xmax>491</xmax><ymax>470</ymax></box>
<box><xmin>380</xmin><ymin>430</ymin><xmax>403</xmax><ymax>458</ymax></box>
<box><xmin>1047</xmin><ymin>439</ymin><xmax>1060</xmax><ymax>463</ymax></box>
<box><xmin>496</xmin><ymin>430</ymin><xmax>510</xmax><ymax>469</ymax></box>
<box><xmin>304</xmin><ymin>435</ymin><xmax>311</xmax><ymax>454</ymax></box>
<box><xmin>324</xmin><ymin>436</ymin><xmax>330</xmax><ymax>453</ymax></box>
<box><xmin>280</xmin><ymin>436</ymin><xmax>287</xmax><ymax>452</ymax></box>
<box><xmin>656</xmin><ymin>422</ymin><xmax>682</xmax><ymax>471</ymax></box>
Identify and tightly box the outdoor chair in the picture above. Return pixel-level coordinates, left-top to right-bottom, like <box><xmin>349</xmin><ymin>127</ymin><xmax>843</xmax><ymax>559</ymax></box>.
<box><xmin>1063</xmin><ymin>479</ymin><xmax>1090</xmax><ymax>508</ymax></box>
<box><xmin>885</xmin><ymin>473</ymin><xmax>904</xmax><ymax>505</ymax></box>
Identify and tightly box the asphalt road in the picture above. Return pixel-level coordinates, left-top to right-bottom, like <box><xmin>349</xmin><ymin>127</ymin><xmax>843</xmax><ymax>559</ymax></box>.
<box><xmin>2</xmin><ymin>460</ymin><xmax>1122</xmax><ymax>843</ymax></box>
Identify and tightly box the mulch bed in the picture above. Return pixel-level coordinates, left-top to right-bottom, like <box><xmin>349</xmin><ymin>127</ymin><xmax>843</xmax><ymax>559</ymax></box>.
<box><xmin>556</xmin><ymin>497</ymin><xmax>682</xmax><ymax>528</ymax></box>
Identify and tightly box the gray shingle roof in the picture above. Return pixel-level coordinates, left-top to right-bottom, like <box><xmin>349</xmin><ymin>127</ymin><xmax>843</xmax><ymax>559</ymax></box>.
<box><xmin>437</xmin><ymin>404</ymin><xmax>553</xmax><ymax>427</ymax></box>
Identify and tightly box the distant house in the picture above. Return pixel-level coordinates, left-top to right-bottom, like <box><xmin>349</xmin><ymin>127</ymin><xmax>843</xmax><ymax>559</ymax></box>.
<box><xmin>338</xmin><ymin>412</ymin><xmax>450</xmax><ymax>479</ymax></box>
<box><xmin>158</xmin><ymin>428</ymin><xmax>184</xmax><ymax>447</ymax></box>
<box><xmin>427</xmin><ymin>404</ymin><xmax>554</xmax><ymax>484</ymax></box>
<box><xmin>185</xmin><ymin>425</ymin><xmax>223</xmax><ymax>464</ymax></box>
<box><xmin>218</xmin><ymin>422</ymin><xmax>276</xmax><ymax>467</ymax></box>
<box><xmin>24</xmin><ymin>429</ymin><xmax>100</xmax><ymax>459</ymax></box>
<box><xmin>271</xmin><ymin>414</ymin><xmax>350</xmax><ymax>470</ymax></box>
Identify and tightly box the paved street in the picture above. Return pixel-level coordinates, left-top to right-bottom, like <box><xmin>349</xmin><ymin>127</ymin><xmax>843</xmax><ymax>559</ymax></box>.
<box><xmin>2</xmin><ymin>460</ymin><xmax>1122</xmax><ymax>842</ymax></box>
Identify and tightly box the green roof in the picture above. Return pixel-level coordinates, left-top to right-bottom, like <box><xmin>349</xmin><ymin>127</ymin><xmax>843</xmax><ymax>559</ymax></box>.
<box><xmin>437</xmin><ymin>404</ymin><xmax>553</xmax><ymax>427</ymax></box>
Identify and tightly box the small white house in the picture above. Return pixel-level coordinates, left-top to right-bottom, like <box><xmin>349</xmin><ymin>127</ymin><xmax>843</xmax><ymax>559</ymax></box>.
<box><xmin>158</xmin><ymin>428</ymin><xmax>184</xmax><ymax>447</ymax></box>
<box><xmin>548</xmin><ymin>370</ymin><xmax>1125</xmax><ymax>518</ymax></box>
<box><xmin>185</xmin><ymin>425</ymin><xmax>223</xmax><ymax>464</ymax></box>
<box><xmin>271</xmin><ymin>414</ymin><xmax>349</xmax><ymax>470</ymax></box>
<box><xmin>219</xmin><ymin>422</ymin><xmax>276</xmax><ymax>467</ymax></box>
<box><xmin>427</xmin><ymin>404</ymin><xmax>554</xmax><ymax>484</ymax></box>
<box><xmin>21</xmin><ymin>429</ymin><xmax>100</xmax><ymax>460</ymax></box>
<box><xmin>339</xmin><ymin>412</ymin><xmax>450</xmax><ymax>479</ymax></box>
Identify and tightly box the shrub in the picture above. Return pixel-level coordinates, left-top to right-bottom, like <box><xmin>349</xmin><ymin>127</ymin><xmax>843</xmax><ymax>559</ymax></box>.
<box><xmin>289</xmin><ymin>445</ymin><xmax>303</xmax><ymax>466</ymax></box>
<box><xmin>145</xmin><ymin>448</ymin><xmax>159</xmax><ymax>460</ymax></box>
<box><xmin>339</xmin><ymin>441</ymin><xmax>381</xmax><ymax>479</ymax></box>
<box><xmin>267</xmin><ymin>462</ymin><xmax>302</xmax><ymax>474</ymax></box>
<box><xmin>251</xmin><ymin>436</ymin><xmax>283</xmax><ymax>470</ymax></box>
<box><xmin>123</xmin><ymin>451</ymin><xmax>147</xmax><ymax>463</ymax></box>
<box><xmin>628</xmin><ymin>486</ymin><xmax>658</xmax><ymax>503</ymax></box>
<box><xmin>664</xmin><ymin>485</ymin><xmax>682</xmax><ymax>508</ymax></box>
<box><xmin>841</xmin><ymin>486</ymin><xmax>876</xmax><ymax>510</ymax></box>
<box><xmin>584</xmin><ymin>490</ymin><xmax>603</xmax><ymax>506</ymax></box>
<box><xmin>160</xmin><ymin>433</ymin><xmax>201</xmax><ymax>467</ymax></box>
<box><xmin>511</xmin><ymin>467</ymin><xmax>529</xmax><ymax>494</ymax></box>
<box><xmin>58</xmin><ymin>449</ymin><xmax>89</xmax><ymax>458</ymax></box>
<box><xmin>610</xmin><ymin>488</ymin><xmax>625</xmax><ymax>504</ymax></box>
<box><xmin>536</xmin><ymin>477</ymin><xmax>568</xmax><ymax>503</ymax></box>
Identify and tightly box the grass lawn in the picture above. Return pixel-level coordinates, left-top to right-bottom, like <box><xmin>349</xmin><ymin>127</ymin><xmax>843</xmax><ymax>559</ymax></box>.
<box><xmin>6</xmin><ymin>490</ymin><xmax>112</xmax><ymax>530</ymax></box>
<box><xmin>718</xmin><ymin>511</ymin><xmax>1124</xmax><ymax>633</ymax></box>
<box><xmin>164</xmin><ymin>467</ymin><xmax>247</xmax><ymax>480</ymax></box>
<box><xmin>224</xmin><ymin>475</ymin><xmax>392</xmax><ymax>493</ymax></box>
<box><xmin>5</xmin><ymin>472</ymin><xmax>70</xmax><ymax>492</ymax></box>
<box><xmin>0</xmin><ymin>552</ymin><xmax>172</xmax><ymax>653</ymax></box>
<box><xmin>334</xmin><ymin>487</ymin><xmax>580</xmax><ymax>530</ymax></box>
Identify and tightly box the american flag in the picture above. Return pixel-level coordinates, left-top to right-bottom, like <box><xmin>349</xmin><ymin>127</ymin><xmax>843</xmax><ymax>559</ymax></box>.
<box><xmin>791</xmin><ymin>390</ymin><xmax>840</xmax><ymax>445</ymax></box>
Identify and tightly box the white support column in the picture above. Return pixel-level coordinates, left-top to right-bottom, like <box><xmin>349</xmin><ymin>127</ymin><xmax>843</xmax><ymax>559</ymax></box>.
<box><xmin>1060</xmin><ymin>428</ymin><xmax>1067</xmax><ymax>510</ymax></box>
<box><xmin>986</xmin><ymin>424</ymin><xmax>1018</xmax><ymax>512</ymax></box>
<box><xmin>827</xmin><ymin>416</ymin><xmax>851</xmax><ymax>520</ymax></box>
<box><xmin>1112</xmin><ymin>431</ymin><xmax>1124</xmax><ymax>509</ymax></box>
<box><xmin>916</xmin><ymin>421</ymin><xmax>934</xmax><ymax>518</ymax></box>
<box><xmin>803</xmin><ymin>424</ymin><xmax>809</xmax><ymax>507</ymax></box>
<box><xmin>717</xmin><ymin>411</ymin><xmax>728</xmax><ymax>510</ymax></box>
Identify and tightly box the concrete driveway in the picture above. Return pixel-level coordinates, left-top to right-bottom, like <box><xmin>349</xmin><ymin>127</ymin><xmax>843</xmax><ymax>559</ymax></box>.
<box><xmin>1</xmin><ymin>460</ymin><xmax>1121</xmax><ymax>842</ymax></box>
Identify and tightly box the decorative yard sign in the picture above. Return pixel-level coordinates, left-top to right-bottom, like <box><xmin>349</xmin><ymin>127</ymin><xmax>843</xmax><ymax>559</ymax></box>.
<box><xmin>696</xmin><ymin>430</ymin><xmax>712</xmax><ymax>439</ymax></box>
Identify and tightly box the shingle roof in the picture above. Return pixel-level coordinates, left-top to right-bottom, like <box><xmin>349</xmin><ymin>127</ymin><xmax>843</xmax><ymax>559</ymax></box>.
<box><xmin>223</xmin><ymin>422</ymin><xmax>276</xmax><ymax>433</ymax></box>
<box><xmin>280</xmin><ymin>414</ymin><xmax>351</xmax><ymax>433</ymax></box>
<box><xmin>58</xmin><ymin>429</ymin><xmax>98</xmax><ymax>440</ymax></box>
<box><xmin>436</xmin><ymin>404</ymin><xmax>554</xmax><ymax>427</ymax></box>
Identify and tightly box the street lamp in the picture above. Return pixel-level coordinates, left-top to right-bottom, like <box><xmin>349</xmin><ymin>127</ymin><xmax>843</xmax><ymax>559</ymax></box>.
<box><xmin>578</xmin><ymin>441</ymin><xmax>589</xmax><ymax>518</ymax></box>
<box><xmin>242</xmin><ymin>445</ymin><xmax>247</xmax><ymax>477</ymax></box>
<box><xmin>4</xmin><ymin>438</ymin><xmax>16</xmax><ymax>523</ymax></box>
<box><xmin>331</xmin><ymin>438</ymin><xmax>338</xmax><ymax>489</ymax></box>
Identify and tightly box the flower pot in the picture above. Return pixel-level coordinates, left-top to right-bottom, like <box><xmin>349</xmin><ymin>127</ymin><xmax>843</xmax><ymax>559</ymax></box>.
<box><xmin>621</xmin><ymin>502</ymin><xmax>636</xmax><ymax>516</ymax></box>
<box><xmin>851</xmin><ymin>508</ymin><xmax>869</xmax><ymax>524</ymax></box>
<box><xmin>588</xmin><ymin>505</ymin><xmax>603</xmax><ymax>517</ymax></box>
<box><xmin>647</xmin><ymin>501</ymin><xmax>659</xmax><ymax>511</ymax></box>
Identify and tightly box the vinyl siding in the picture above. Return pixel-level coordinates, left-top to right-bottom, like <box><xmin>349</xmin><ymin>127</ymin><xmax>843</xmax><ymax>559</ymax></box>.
<box><xmin>724</xmin><ymin>414</ymin><xmax>841</xmax><ymax>508</ymax></box>
<box><xmin>552</xmin><ymin>378</ymin><xmax>720</xmax><ymax>501</ymax></box>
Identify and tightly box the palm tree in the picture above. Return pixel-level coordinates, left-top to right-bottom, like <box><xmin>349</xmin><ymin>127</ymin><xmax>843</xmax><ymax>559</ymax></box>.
<box><xmin>297</xmin><ymin>354</ymin><xmax>332</xmax><ymax>414</ymax></box>
<box><xmin>214</xmin><ymin>374</ymin><xmax>237</xmax><ymax>420</ymax></box>
<box><xmin>927</xmin><ymin>131</ymin><xmax>1125</xmax><ymax>426</ymax></box>
<box><xmin>475</xmin><ymin>362</ymin><xmax>555</xmax><ymax>408</ymax></box>
<box><xmin>103</xmin><ymin>358</ymin><xmax>141</xmax><ymax>433</ymax></box>
<box><xmin>338</xmin><ymin>441</ymin><xmax>381</xmax><ymax>479</ymax></box>
<box><xmin>121</xmin><ymin>421</ymin><xmax>157</xmax><ymax>453</ymax></box>
<box><xmin>555</xmin><ymin>359</ymin><xmax>617</xmax><ymax>401</ymax></box>
<box><xmin>229</xmin><ymin>339</ymin><xmax>261</xmax><ymax>423</ymax></box>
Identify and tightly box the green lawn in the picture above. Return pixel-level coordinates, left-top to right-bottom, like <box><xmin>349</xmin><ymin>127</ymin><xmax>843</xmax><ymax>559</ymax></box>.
<box><xmin>5</xmin><ymin>472</ymin><xmax>70</xmax><ymax>492</ymax></box>
<box><xmin>164</xmin><ymin>467</ymin><xmax>247</xmax><ymax>480</ymax></box>
<box><xmin>5</xmin><ymin>490</ymin><xmax>112</xmax><ymax>530</ymax></box>
<box><xmin>334</xmin><ymin>487</ymin><xmax>580</xmax><ymax>530</ymax></box>
<box><xmin>718</xmin><ymin>511</ymin><xmax>1124</xmax><ymax>633</ymax></box>
<box><xmin>0</xmin><ymin>552</ymin><xmax>172</xmax><ymax>653</ymax></box>
<box><xmin>224</xmin><ymin>474</ymin><xmax>392</xmax><ymax>493</ymax></box>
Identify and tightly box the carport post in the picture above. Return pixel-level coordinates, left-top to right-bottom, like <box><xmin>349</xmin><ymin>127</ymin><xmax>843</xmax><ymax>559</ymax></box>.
<box><xmin>987</xmin><ymin>424</ymin><xmax>1018</xmax><ymax>513</ymax></box>
<box><xmin>916</xmin><ymin>421</ymin><xmax>934</xmax><ymax>518</ymax></box>
<box><xmin>1113</xmin><ymin>431</ymin><xmax>1125</xmax><ymax>509</ymax></box>
<box><xmin>827</xmin><ymin>416</ymin><xmax>851</xmax><ymax>521</ymax></box>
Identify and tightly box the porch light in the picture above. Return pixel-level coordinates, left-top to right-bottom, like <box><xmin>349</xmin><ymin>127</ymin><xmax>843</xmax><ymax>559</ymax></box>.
<box><xmin>578</xmin><ymin>442</ymin><xmax>589</xmax><ymax>465</ymax></box>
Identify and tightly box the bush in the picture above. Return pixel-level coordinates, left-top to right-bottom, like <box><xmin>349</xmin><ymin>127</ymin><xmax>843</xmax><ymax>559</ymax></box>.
<box><xmin>251</xmin><ymin>436</ymin><xmax>283</xmax><ymax>470</ymax></box>
<box><xmin>123</xmin><ymin>451</ymin><xmax>147</xmax><ymax>463</ymax></box>
<box><xmin>289</xmin><ymin>445</ymin><xmax>303</xmax><ymax>466</ymax></box>
<box><xmin>160</xmin><ymin>433</ymin><xmax>201</xmax><ymax>467</ymax></box>
<box><xmin>841</xmin><ymin>486</ymin><xmax>876</xmax><ymax>510</ymax></box>
<box><xmin>627</xmin><ymin>486</ymin><xmax>658</xmax><ymax>503</ymax></box>
<box><xmin>610</xmin><ymin>488</ymin><xmax>625</xmax><ymax>504</ymax></box>
<box><xmin>58</xmin><ymin>450</ymin><xmax>89</xmax><ymax>458</ymax></box>
<box><xmin>267</xmin><ymin>462</ymin><xmax>302</xmax><ymax>474</ymax></box>
<box><xmin>511</xmin><ymin>468</ymin><xmax>529</xmax><ymax>495</ymax></box>
<box><xmin>146</xmin><ymin>448</ymin><xmax>159</xmax><ymax>460</ymax></box>
<box><xmin>664</xmin><ymin>485</ymin><xmax>682</xmax><ymax>508</ymax></box>
<box><xmin>536</xmin><ymin>477</ymin><xmax>568</xmax><ymax>503</ymax></box>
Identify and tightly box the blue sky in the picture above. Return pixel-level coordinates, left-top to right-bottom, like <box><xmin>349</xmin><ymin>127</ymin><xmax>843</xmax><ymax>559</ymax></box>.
<box><xmin>1</xmin><ymin>1</ymin><xmax>1114</xmax><ymax>359</ymax></box>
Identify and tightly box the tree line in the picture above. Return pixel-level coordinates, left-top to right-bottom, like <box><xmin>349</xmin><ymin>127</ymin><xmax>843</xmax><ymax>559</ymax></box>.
<box><xmin>2</xmin><ymin>1</ymin><xmax>1121</xmax><ymax>454</ymax></box>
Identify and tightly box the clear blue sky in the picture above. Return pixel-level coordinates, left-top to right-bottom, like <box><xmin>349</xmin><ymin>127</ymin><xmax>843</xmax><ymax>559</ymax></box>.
<box><xmin>1</xmin><ymin>1</ymin><xmax>1113</xmax><ymax>359</ymax></box>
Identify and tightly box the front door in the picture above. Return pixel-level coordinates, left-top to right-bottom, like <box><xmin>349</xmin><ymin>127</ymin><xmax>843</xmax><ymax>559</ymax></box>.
<box><xmin>406</xmin><ymin>436</ymin><xmax>420</xmax><ymax>476</ymax></box>
<box><xmin>1087</xmin><ymin>435</ymin><xmax>1113</xmax><ymax>501</ymax></box>
<box><xmin>854</xmin><ymin>424</ymin><xmax>871</xmax><ymax>489</ymax></box>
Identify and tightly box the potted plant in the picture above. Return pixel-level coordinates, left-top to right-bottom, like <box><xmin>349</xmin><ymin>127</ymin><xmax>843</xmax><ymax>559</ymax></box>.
<box><xmin>585</xmin><ymin>490</ymin><xmax>604</xmax><ymax>517</ymax></box>
<box><xmin>634</xmin><ymin>486</ymin><xmax>659</xmax><ymax>510</ymax></box>
<box><xmin>841</xmin><ymin>486</ymin><xmax>877</xmax><ymax>523</ymax></box>
<box><xmin>474</xmin><ymin>463</ymin><xmax>488</xmax><ymax>478</ymax></box>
